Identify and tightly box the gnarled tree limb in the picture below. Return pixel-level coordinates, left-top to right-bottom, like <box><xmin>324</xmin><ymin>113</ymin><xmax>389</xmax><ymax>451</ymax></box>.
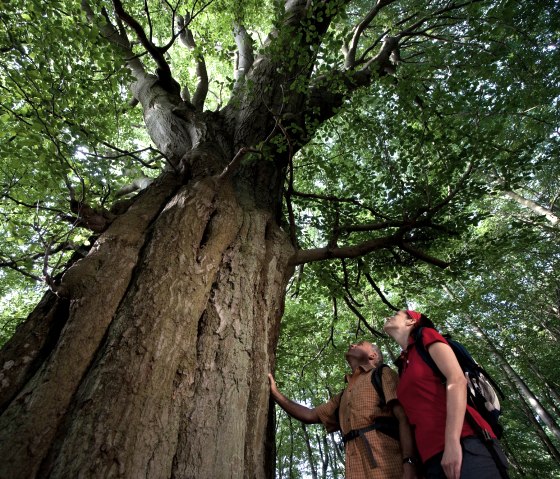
<box><xmin>290</xmin><ymin>234</ymin><xmax>399</xmax><ymax>265</ymax></box>
<box><xmin>398</xmin><ymin>241</ymin><xmax>449</xmax><ymax>268</ymax></box>
<box><xmin>81</xmin><ymin>0</ymin><xmax>145</xmax><ymax>79</ymax></box>
<box><xmin>177</xmin><ymin>14</ymin><xmax>209</xmax><ymax>109</ymax></box>
<box><xmin>343</xmin><ymin>0</ymin><xmax>399</xmax><ymax>68</ymax></box>
<box><xmin>233</xmin><ymin>24</ymin><xmax>255</xmax><ymax>90</ymax></box>
<box><xmin>111</xmin><ymin>0</ymin><xmax>179</xmax><ymax>95</ymax></box>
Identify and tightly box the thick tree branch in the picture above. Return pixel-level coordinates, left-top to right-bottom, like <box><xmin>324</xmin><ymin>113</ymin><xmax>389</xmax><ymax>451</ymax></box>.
<box><xmin>69</xmin><ymin>200</ymin><xmax>116</xmax><ymax>233</ymax></box>
<box><xmin>111</xmin><ymin>0</ymin><xmax>179</xmax><ymax>95</ymax></box>
<box><xmin>233</xmin><ymin>24</ymin><xmax>255</xmax><ymax>90</ymax></box>
<box><xmin>343</xmin><ymin>0</ymin><xmax>399</xmax><ymax>68</ymax></box>
<box><xmin>83</xmin><ymin>16</ymin><xmax>195</xmax><ymax>166</ymax></box>
<box><xmin>177</xmin><ymin>14</ymin><xmax>209</xmax><ymax>109</ymax></box>
<box><xmin>361</xmin><ymin>35</ymin><xmax>400</xmax><ymax>73</ymax></box>
<box><xmin>81</xmin><ymin>0</ymin><xmax>145</xmax><ymax>79</ymax></box>
<box><xmin>291</xmin><ymin>229</ymin><xmax>449</xmax><ymax>267</ymax></box>
<box><xmin>398</xmin><ymin>241</ymin><xmax>449</xmax><ymax>268</ymax></box>
<box><xmin>225</xmin><ymin>0</ymin><xmax>351</xmax><ymax>148</ymax></box>
<box><xmin>307</xmin><ymin>1</ymin><xmax>485</xmax><ymax>131</ymax></box>
<box><xmin>502</xmin><ymin>189</ymin><xmax>559</xmax><ymax>226</ymax></box>
<box><xmin>306</xmin><ymin>35</ymin><xmax>399</xmax><ymax>126</ymax></box>
<box><xmin>115</xmin><ymin>174</ymin><xmax>154</xmax><ymax>198</ymax></box>
<box><xmin>289</xmin><ymin>234</ymin><xmax>399</xmax><ymax>265</ymax></box>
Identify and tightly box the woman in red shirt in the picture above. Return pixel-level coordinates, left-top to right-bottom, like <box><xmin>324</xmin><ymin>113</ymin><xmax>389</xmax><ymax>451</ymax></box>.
<box><xmin>383</xmin><ymin>310</ymin><xmax>508</xmax><ymax>479</ymax></box>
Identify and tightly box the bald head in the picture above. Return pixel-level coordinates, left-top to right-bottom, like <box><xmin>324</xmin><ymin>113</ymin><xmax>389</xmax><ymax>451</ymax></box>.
<box><xmin>346</xmin><ymin>341</ymin><xmax>383</xmax><ymax>368</ymax></box>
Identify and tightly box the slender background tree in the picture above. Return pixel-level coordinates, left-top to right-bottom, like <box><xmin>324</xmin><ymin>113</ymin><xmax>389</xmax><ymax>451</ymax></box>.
<box><xmin>0</xmin><ymin>0</ymin><xmax>558</xmax><ymax>477</ymax></box>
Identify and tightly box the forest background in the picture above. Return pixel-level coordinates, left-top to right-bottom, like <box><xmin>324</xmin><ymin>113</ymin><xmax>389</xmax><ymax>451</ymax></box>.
<box><xmin>0</xmin><ymin>0</ymin><xmax>559</xmax><ymax>477</ymax></box>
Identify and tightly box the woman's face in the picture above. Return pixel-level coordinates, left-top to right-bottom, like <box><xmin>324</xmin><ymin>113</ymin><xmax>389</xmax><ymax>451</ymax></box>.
<box><xmin>383</xmin><ymin>310</ymin><xmax>412</xmax><ymax>336</ymax></box>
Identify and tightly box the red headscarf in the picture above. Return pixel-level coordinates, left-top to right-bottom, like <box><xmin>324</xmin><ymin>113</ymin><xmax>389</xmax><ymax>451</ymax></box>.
<box><xmin>405</xmin><ymin>310</ymin><xmax>422</xmax><ymax>322</ymax></box>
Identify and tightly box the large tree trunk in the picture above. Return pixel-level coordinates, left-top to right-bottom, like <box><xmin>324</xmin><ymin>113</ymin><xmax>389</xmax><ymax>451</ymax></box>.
<box><xmin>0</xmin><ymin>168</ymin><xmax>295</xmax><ymax>478</ymax></box>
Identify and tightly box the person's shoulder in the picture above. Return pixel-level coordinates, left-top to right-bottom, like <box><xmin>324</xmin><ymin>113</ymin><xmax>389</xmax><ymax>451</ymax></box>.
<box><xmin>376</xmin><ymin>364</ymin><xmax>398</xmax><ymax>385</ymax></box>
<box><xmin>384</xmin><ymin>369</ymin><xmax>399</xmax><ymax>389</ymax></box>
<box><xmin>379</xmin><ymin>364</ymin><xmax>398</xmax><ymax>377</ymax></box>
<box><xmin>419</xmin><ymin>327</ymin><xmax>448</xmax><ymax>347</ymax></box>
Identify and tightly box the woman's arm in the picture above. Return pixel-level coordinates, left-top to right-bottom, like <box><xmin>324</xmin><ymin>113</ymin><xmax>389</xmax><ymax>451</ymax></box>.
<box><xmin>268</xmin><ymin>373</ymin><xmax>320</xmax><ymax>424</ymax></box>
<box><xmin>427</xmin><ymin>342</ymin><xmax>468</xmax><ymax>479</ymax></box>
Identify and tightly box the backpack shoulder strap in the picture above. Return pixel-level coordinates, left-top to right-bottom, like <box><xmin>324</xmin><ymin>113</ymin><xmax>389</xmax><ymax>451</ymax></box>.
<box><xmin>414</xmin><ymin>327</ymin><xmax>445</xmax><ymax>382</ymax></box>
<box><xmin>371</xmin><ymin>364</ymin><xmax>388</xmax><ymax>408</ymax></box>
<box><xmin>416</xmin><ymin>330</ymin><xmax>505</xmax><ymax>399</ymax></box>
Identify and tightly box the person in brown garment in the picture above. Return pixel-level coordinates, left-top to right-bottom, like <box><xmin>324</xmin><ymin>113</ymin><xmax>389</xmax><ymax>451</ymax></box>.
<box><xmin>269</xmin><ymin>341</ymin><xmax>418</xmax><ymax>479</ymax></box>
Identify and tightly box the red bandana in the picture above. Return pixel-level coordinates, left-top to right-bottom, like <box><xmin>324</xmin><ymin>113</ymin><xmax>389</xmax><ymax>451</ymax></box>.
<box><xmin>405</xmin><ymin>310</ymin><xmax>422</xmax><ymax>322</ymax></box>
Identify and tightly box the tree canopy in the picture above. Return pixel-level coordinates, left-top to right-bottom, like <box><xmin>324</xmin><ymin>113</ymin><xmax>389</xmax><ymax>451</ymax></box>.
<box><xmin>1</xmin><ymin>0</ymin><xmax>559</xmax><ymax>477</ymax></box>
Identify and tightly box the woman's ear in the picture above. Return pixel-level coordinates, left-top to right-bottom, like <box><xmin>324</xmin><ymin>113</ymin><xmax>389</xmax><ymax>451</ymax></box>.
<box><xmin>405</xmin><ymin>316</ymin><xmax>416</xmax><ymax>328</ymax></box>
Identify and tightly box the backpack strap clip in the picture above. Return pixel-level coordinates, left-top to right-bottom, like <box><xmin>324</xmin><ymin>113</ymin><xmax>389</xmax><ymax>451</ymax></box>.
<box><xmin>342</xmin><ymin>424</ymin><xmax>379</xmax><ymax>468</ymax></box>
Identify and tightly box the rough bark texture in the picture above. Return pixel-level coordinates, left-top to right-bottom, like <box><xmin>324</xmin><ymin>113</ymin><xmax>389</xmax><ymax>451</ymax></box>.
<box><xmin>0</xmin><ymin>167</ymin><xmax>295</xmax><ymax>478</ymax></box>
<box><xmin>0</xmin><ymin>289</ymin><xmax>68</xmax><ymax>414</ymax></box>
<box><xmin>0</xmin><ymin>34</ymin><xmax>303</xmax><ymax>471</ymax></box>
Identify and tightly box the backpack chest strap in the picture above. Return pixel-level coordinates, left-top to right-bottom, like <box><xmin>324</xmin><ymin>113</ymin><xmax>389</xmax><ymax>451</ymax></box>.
<box><xmin>342</xmin><ymin>424</ymin><xmax>379</xmax><ymax>468</ymax></box>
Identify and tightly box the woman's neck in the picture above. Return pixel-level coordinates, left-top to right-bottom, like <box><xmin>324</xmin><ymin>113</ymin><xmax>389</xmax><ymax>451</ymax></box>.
<box><xmin>393</xmin><ymin>329</ymin><xmax>411</xmax><ymax>350</ymax></box>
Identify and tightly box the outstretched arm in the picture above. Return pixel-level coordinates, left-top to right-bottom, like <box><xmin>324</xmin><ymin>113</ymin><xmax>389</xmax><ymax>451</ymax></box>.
<box><xmin>268</xmin><ymin>373</ymin><xmax>320</xmax><ymax>424</ymax></box>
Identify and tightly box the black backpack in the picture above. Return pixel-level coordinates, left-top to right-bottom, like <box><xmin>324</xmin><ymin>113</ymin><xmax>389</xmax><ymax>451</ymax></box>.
<box><xmin>409</xmin><ymin>327</ymin><xmax>505</xmax><ymax>439</ymax></box>
<box><xmin>371</xmin><ymin>363</ymin><xmax>391</xmax><ymax>408</ymax></box>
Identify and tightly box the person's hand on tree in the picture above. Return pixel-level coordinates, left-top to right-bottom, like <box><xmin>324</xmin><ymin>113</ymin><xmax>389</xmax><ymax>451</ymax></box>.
<box><xmin>268</xmin><ymin>373</ymin><xmax>278</xmax><ymax>393</ymax></box>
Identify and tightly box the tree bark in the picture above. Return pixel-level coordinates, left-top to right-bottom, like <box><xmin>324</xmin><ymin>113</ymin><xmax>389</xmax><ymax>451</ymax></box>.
<box><xmin>0</xmin><ymin>169</ymin><xmax>295</xmax><ymax>478</ymax></box>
